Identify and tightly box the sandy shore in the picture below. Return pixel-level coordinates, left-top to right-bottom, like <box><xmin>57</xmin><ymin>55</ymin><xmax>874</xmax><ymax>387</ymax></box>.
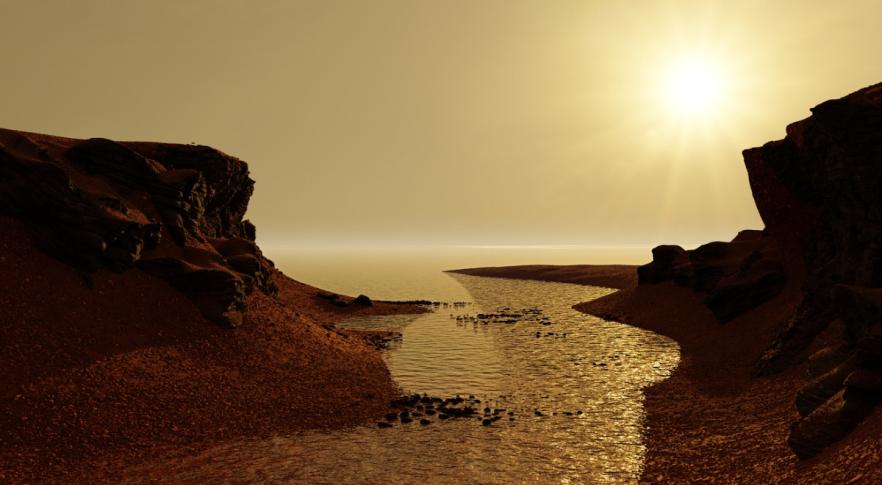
<box><xmin>456</xmin><ymin>264</ymin><xmax>882</xmax><ymax>483</ymax></box>
<box><xmin>449</xmin><ymin>264</ymin><xmax>638</xmax><ymax>290</ymax></box>
<box><xmin>0</xmin><ymin>216</ymin><xmax>425</xmax><ymax>483</ymax></box>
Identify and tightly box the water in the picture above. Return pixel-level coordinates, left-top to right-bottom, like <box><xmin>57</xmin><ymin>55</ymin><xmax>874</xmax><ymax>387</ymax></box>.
<box><xmin>265</xmin><ymin>245</ymin><xmax>653</xmax><ymax>301</ymax></box>
<box><xmin>124</xmin><ymin>249</ymin><xmax>678</xmax><ymax>484</ymax></box>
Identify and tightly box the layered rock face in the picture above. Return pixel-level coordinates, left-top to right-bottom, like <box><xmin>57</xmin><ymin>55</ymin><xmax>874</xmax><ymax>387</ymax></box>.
<box><xmin>639</xmin><ymin>82</ymin><xmax>882</xmax><ymax>458</ymax></box>
<box><xmin>743</xmin><ymin>83</ymin><xmax>882</xmax><ymax>458</ymax></box>
<box><xmin>0</xmin><ymin>128</ymin><xmax>277</xmax><ymax>326</ymax></box>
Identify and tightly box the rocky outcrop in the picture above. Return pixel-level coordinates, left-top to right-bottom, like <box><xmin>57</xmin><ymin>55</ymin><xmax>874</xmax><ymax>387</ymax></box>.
<box><xmin>641</xmin><ymin>82</ymin><xmax>882</xmax><ymax>458</ymax></box>
<box><xmin>740</xmin><ymin>83</ymin><xmax>882</xmax><ymax>457</ymax></box>
<box><xmin>0</xmin><ymin>128</ymin><xmax>276</xmax><ymax>326</ymax></box>
<box><xmin>637</xmin><ymin>229</ymin><xmax>786</xmax><ymax>322</ymax></box>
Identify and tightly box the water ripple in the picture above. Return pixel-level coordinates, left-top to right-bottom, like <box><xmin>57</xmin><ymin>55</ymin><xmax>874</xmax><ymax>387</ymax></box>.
<box><xmin>125</xmin><ymin>274</ymin><xmax>679</xmax><ymax>484</ymax></box>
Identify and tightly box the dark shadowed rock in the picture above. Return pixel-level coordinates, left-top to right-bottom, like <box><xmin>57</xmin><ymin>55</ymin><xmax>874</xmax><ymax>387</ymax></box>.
<box><xmin>788</xmin><ymin>388</ymin><xmax>877</xmax><ymax>459</ymax></box>
<box><xmin>637</xmin><ymin>245</ymin><xmax>692</xmax><ymax>285</ymax></box>
<box><xmin>0</xmin><ymin>128</ymin><xmax>276</xmax><ymax>326</ymax></box>
<box><xmin>637</xmin><ymin>83</ymin><xmax>882</xmax><ymax>456</ymax></box>
<box><xmin>353</xmin><ymin>294</ymin><xmax>373</xmax><ymax>307</ymax></box>
<box><xmin>638</xmin><ymin>230</ymin><xmax>786</xmax><ymax>322</ymax></box>
<box><xmin>739</xmin><ymin>83</ymin><xmax>882</xmax><ymax>456</ymax></box>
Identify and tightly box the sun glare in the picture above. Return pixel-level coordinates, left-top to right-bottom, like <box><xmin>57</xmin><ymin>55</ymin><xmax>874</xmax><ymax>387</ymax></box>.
<box><xmin>662</xmin><ymin>59</ymin><xmax>726</xmax><ymax>118</ymax></box>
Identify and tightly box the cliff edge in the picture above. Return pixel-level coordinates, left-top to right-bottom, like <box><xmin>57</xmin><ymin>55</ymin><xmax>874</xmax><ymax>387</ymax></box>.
<box><xmin>638</xmin><ymin>82</ymin><xmax>882</xmax><ymax>458</ymax></box>
<box><xmin>0</xmin><ymin>128</ymin><xmax>276</xmax><ymax>327</ymax></box>
<box><xmin>0</xmin><ymin>128</ymin><xmax>422</xmax><ymax>483</ymax></box>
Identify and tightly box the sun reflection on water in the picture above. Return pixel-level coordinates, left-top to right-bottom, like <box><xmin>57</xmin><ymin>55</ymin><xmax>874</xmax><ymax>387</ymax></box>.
<box><xmin>122</xmin><ymin>274</ymin><xmax>679</xmax><ymax>484</ymax></box>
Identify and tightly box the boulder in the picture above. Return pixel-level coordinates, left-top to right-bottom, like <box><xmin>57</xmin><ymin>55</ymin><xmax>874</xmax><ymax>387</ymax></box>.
<box><xmin>353</xmin><ymin>294</ymin><xmax>373</xmax><ymax>307</ymax></box>
<box><xmin>638</xmin><ymin>230</ymin><xmax>785</xmax><ymax>323</ymax></box>
<box><xmin>637</xmin><ymin>245</ymin><xmax>692</xmax><ymax>285</ymax></box>
<box><xmin>788</xmin><ymin>388</ymin><xmax>877</xmax><ymax>459</ymax></box>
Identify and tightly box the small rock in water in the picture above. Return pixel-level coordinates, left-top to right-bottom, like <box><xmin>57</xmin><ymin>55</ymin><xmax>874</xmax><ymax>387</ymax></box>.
<box><xmin>534</xmin><ymin>410</ymin><xmax>544</xmax><ymax>417</ymax></box>
<box><xmin>377</xmin><ymin>422</ymin><xmax>393</xmax><ymax>428</ymax></box>
<box><xmin>482</xmin><ymin>418</ymin><xmax>492</xmax><ymax>426</ymax></box>
<box><xmin>420</xmin><ymin>418</ymin><xmax>431</xmax><ymax>426</ymax></box>
<box><xmin>401</xmin><ymin>417</ymin><xmax>413</xmax><ymax>424</ymax></box>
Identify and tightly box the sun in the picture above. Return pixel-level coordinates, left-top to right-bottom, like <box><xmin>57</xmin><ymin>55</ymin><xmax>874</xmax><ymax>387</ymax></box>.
<box><xmin>662</xmin><ymin>59</ymin><xmax>727</xmax><ymax>119</ymax></box>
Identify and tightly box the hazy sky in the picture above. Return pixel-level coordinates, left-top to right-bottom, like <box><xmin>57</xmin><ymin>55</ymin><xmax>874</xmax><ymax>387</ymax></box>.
<box><xmin>3</xmin><ymin>1</ymin><xmax>882</xmax><ymax>248</ymax></box>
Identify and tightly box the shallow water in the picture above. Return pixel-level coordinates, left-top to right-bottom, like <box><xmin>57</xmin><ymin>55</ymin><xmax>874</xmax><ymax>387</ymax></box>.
<box><xmin>266</xmin><ymin>245</ymin><xmax>652</xmax><ymax>301</ymax></box>
<box><xmin>126</xmin><ymin>272</ymin><xmax>678</xmax><ymax>484</ymax></box>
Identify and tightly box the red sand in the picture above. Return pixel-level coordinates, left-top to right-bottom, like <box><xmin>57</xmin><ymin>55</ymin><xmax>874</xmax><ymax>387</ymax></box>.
<box><xmin>0</xmin><ymin>216</ymin><xmax>424</xmax><ymax>483</ymax></box>
<box><xmin>459</xmin><ymin>264</ymin><xmax>882</xmax><ymax>483</ymax></box>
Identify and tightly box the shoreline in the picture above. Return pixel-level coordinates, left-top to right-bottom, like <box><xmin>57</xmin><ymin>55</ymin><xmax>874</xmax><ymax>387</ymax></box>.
<box><xmin>454</xmin><ymin>264</ymin><xmax>882</xmax><ymax>483</ymax></box>
<box><xmin>0</xmin><ymin>216</ymin><xmax>425</xmax><ymax>483</ymax></box>
<box><xmin>448</xmin><ymin>264</ymin><xmax>638</xmax><ymax>290</ymax></box>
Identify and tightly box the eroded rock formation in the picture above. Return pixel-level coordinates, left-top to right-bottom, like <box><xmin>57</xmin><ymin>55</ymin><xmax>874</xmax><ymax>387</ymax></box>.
<box><xmin>0</xmin><ymin>128</ymin><xmax>277</xmax><ymax>327</ymax></box>
<box><xmin>744</xmin><ymin>84</ymin><xmax>882</xmax><ymax>458</ymax></box>
<box><xmin>639</xmin><ymin>82</ymin><xmax>882</xmax><ymax>458</ymax></box>
<box><xmin>637</xmin><ymin>229</ymin><xmax>786</xmax><ymax>322</ymax></box>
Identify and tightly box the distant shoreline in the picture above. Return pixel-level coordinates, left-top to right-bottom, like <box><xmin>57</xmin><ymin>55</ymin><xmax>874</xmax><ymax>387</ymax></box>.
<box><xmin>447</xmin><ymin>264</ymin><xmax>639</xmax><ymax>291</ymax></box>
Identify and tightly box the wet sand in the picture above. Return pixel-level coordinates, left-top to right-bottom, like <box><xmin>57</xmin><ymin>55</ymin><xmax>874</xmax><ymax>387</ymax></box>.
<box><xmin>456</xmin><ymin>264</ymin><xmax>882</xmax><ymax>483</ymax></box>
<box><xmin>0</xmin><ymin>216</ymin><xmax>425</xmax><ymax>483</ymax></box>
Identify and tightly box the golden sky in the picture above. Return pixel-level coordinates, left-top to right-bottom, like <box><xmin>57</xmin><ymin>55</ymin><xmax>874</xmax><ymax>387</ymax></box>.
<box><xmin>3</xmin><ymin>1</ymin><xmax>881</xmax><ymax>248</ymax></box>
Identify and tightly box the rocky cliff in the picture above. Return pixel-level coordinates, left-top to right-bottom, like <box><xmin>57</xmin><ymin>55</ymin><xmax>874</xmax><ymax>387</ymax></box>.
<box><xmin>0</xmin><ymin>128</ymin><xmax>426</xmax><ymax>482</ymax></box>
<box><xmin>0</xmin><ymin>128</ymin><xmax>277</xmax><ymax>327</ymax></box>
<box><xmin>639</xmin><ymin>82</ymin><xmax>882</xmax><ymax>458</ymax></box>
